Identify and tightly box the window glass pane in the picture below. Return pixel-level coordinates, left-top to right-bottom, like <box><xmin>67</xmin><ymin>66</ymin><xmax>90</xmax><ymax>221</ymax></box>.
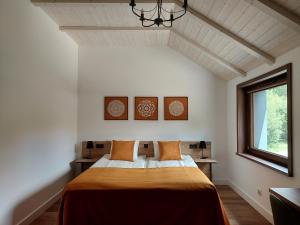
<box><xmin>253</xmin><ymin>85</ymin><xmax>288</xmax><ymax>157</ymax></box>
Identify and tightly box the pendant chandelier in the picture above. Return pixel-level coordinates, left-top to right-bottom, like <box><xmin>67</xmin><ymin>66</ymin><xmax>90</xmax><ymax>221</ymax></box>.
<box><xmin>129</xmin><ymin>0</ymin><xmax>188</xmax><ymax>28</ymax></box>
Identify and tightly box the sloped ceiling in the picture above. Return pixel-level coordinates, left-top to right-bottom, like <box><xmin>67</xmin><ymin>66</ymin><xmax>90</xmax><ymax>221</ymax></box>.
<box><xmin>32</xmin><ymin>0</ymin><xmax>300</xmax><ymax>80</ymax></box>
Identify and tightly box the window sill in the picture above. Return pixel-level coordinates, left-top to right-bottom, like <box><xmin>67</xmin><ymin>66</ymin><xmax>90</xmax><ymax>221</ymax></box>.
<box><xmin>236</xmin><ymin>152</ymin><xmax>290</xmax><ymax>176</ymax></box>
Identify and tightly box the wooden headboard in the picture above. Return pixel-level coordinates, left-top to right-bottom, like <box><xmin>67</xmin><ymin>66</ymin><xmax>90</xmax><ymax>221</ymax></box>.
<box><xmin>82</xmin><ymin>141</ymin><xmax>211</xmax><ymax>159</ymax></box>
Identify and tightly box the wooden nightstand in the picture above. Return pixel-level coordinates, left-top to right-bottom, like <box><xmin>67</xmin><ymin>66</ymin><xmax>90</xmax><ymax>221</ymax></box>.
<box><xmin>75</xmin><ymin>158</ymin><xmax>98</xmax><ymax>173</ymax></box>
<box><xmin>193</xmin><ymin>158</ymin><xmax>217</xmax><ymax>181</ymax></box>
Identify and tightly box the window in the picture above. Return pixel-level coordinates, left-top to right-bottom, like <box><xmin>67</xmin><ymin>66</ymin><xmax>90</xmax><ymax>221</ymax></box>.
<box><xmin>237</xmin><ymin>64</ymin><xmax>293</xmax><ymax>176</ymax></box>
<box><xmin>253</xmin><ymin>85</ymin><xmax>288</xmax><ymax>157</ymax></box>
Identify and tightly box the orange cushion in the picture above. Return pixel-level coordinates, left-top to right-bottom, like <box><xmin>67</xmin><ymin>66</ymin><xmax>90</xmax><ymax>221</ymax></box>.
<box><xmin>111</xmin><ymin>140</ymin><xmax>135</xmax><ymax>162</ymax></box>
<box><xmin>158</xmin><ymin>141</ymin><xmax>182</xmax><ymax>161</ymax></box>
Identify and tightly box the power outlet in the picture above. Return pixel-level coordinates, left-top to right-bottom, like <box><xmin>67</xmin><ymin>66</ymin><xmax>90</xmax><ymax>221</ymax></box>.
<box><xmin>189</xmin><ymin>144</ymin><xmax>198</xmax><ymax>149</ymax></box>
<box><xmin>96</xmin><ymin>144</ymin><xmax>104</xmax><ymax>149</ymax></box>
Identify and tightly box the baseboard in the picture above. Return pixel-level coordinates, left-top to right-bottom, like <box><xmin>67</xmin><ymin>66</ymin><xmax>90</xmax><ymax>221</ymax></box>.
<box><xmin>16</xmin><ymin>188</ymin><xmax>63</xmax><ymax>225</ymax></box>
<box><xmin>228</xmin><ymin>180</ymin><xmax>274</xmax><ymax>224</ymax></box>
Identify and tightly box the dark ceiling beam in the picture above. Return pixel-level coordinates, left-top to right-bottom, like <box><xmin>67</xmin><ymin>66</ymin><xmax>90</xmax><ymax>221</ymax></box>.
<box><xmin>60</xmin><ymin>26</ymin><xmax>169</xmax><ymax>31</ymax></box>
<box><xmin>173</xmin><ymin>0</ymin><xmax>275</xmax><ymax>64</ymax></box>
<box><xmin>172</xmin><ymin>30</ymin><xmax>247</xmax><ymax>76</ymax></box>
<box><xmin>243</xmin><ymin>0</ymin><xmax>300</xmax><ymax>33</ymax></box>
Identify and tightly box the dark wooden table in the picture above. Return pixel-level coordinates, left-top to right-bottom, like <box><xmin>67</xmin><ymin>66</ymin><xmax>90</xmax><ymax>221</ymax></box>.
<box><xmin>270</xmin><ymin>188</ymin><xmax>300</xmax><ymax>212</ymax></box>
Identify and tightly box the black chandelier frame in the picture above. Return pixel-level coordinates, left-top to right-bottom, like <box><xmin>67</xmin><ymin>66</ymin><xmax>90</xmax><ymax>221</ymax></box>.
<box><xmin>129</xmin><ymin>0</ymin><xmax>188</xmax><ymax>28</ymax></box>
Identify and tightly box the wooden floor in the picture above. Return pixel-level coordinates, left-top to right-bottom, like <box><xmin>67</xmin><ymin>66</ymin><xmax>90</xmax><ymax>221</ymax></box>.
<box><xmin>217</xmin><ymin>186</ymin><xmax>271</xmax><ymax>225</ymax></box>
<box><xmin>30</xmin><ymin>185</ymin><xmax>271</xmax><ymax>225</ymax></box>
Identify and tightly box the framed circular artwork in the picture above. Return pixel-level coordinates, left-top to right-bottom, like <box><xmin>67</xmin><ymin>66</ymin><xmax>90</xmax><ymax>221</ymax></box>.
<box><xmin>135</xmin><ymin>97</ymin><xmax>158</xmax><ymax>120</ymax></box>
<box><xmin>164</xmin><ymin>97</ymin><xmax>188</xmax><ymax>120</ymax></box>
<box><xmin>104</xmin><ymin>96</ymin><xmax>128</xmax><ymax>120</ymax></box>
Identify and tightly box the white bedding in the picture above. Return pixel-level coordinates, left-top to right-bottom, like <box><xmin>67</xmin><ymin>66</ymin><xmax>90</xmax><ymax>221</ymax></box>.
<box><xmin>91</xmin><ymin>154</ymin><xmax>146</xmax><ymax>168</ymax></box>
<box><xmin>146</xmin><ymin>154</ymin><xmax>198</xmax><ymax>168</ymax></box>
<box><xmin>92</xmin><ymin>154</ymin><xmax>197</xmax><ymax>168</ymax></box>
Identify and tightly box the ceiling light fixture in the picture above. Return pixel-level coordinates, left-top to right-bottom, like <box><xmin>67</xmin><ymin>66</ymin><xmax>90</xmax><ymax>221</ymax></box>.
<box><xmin>129</xmin><ymin>0</ymin><xmax>188</xmax><ymax>28</ymax></box>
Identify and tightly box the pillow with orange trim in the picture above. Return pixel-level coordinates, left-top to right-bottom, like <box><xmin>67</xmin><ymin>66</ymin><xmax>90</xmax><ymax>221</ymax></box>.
<box><xmin>111</xmin><ymin>140</ymin><xmax>135</xmax><ymax>162</ymax></box>
<box><xmin>158</xmin><ymin>141</ymin><xmax>182</xmax><ymax>161</ymax></box>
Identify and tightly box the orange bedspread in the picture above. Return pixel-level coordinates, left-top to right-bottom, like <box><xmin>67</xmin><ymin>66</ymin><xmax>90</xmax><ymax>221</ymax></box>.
<box><xmin>58</xmin><ymin>167</ymin><xmax>230</xmax><ymax>225</ymax></box>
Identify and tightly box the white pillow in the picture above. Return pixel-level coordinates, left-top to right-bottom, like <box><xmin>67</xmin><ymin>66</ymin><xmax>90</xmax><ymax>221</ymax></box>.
<box><xmin>133</xmin><ymin>140</ymin><xmax>139</xmax><ymax>161</ymax></box>
<box><xmin>110</xmin><ymin>140</ymin><xmax>139</xmax><ymax>161</ymax></box>
<box><xmin>153</xmin><ymin>141</ymin><xmax>160</xmax><ymax>159</ymax></box>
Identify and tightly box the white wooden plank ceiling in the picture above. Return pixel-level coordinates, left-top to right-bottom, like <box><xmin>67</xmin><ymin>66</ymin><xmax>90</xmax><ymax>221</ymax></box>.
<box><xmin>32</xmin><ymin>0</ymin><xmax>300</xmax><ymax>80</ymax></box>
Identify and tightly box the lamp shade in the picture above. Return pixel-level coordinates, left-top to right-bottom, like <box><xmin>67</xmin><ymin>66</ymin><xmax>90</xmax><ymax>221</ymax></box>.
<box><xmin>199</xmin><ymin>141</ymin><xmax>206</xmax><ymax>149</ymax></box>
<box><xmin>86</xmin><ymin>141</ymin><xmax>94</xmax><ymax>149</ymax></box>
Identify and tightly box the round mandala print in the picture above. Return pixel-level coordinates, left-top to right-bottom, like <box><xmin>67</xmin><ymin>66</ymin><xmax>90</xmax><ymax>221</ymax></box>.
<box><xmin>169</xmin><ymin>100</ymin><xmax>184</xmax><ymax>117</ymax></box>
<box><xmin>107</xmin><ymin>100</ymin><xmax>125</xmax><ymax>117</ymax></box>
<box><xmin>137</xmin><ymin>100</ymin><xmax>156</xmax><ymax>117</ymax></box>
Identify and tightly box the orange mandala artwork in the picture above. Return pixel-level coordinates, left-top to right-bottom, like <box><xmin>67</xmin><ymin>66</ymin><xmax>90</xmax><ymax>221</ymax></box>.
<box><xmin>104</xmin><ymin>97</ymin><xmax>128</xmax><ymax>120</ymax></box>
<box><xmin>135</xmin><ymin>97</ymin><xmax>158</xmax><ymax>120</ymax></box>
<box><xmin>164</xmin><ymin>97</ymin><xmax>188</xmax><ymax>120</ymax></box>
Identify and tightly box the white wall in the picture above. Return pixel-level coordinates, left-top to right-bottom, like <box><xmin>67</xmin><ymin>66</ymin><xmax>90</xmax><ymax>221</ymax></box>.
<box><xmin>227</xmin><ymin>46</ymin><xmax>300</xmax><ymax>222</ymax></box>
<box><xmin>78</xmin><ymin>46</ymin><xmax>228</xmax><ymax>182</ymax></box>
<box><xmin>0</xmin><ymin>1</ymin><xmax>78</xmax><ymax>225</ymax></box>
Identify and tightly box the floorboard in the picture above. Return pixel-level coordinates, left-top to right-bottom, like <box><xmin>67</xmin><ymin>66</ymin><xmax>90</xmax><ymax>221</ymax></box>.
<box><xmin>30</xmin><ymin>185</ymin><xmax>271</xmax><ymax>225</ymax></box>
<box><xmin>216</xmin><ymin>186</ymin><xmax>271</xmax><ymax>225</ymax></box>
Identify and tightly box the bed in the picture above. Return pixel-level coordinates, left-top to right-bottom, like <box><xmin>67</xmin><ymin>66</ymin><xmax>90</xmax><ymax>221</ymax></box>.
<box><xmin>58</xmin><ymin>153</ymin><xmax>229</xmax><ymax>225</ymax></box>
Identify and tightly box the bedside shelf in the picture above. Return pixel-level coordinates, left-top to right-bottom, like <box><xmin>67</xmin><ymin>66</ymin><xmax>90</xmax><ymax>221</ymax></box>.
<box><xmin>75</xmin><ymin>158</ymin><xmax>99</xmax><ymax>172</ymax></box>
<box><xmin>193</xmin><ymin>158</ymin><xmax>217</xmax><ymax>164</ymax></box>
<box><xmin>192</xmin><ymin>158</ymin><xmax>217</xmax><ymax>181</ymax></box>
<box><xmin>75</xmin><ymin>158</ymin><xmax>98</xmax><ymax>163</ymax></box>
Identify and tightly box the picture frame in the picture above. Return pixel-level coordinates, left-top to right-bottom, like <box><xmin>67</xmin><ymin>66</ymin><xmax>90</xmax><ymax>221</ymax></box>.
<box><xmin>104</xmin><ymin>96</ymin><xmax>128</xmax><ymax>120</ymax></box>
<box><xmin>135</xmin><ymin>97</ymin><xmax>158</xmax><ymax>120</ymax></box>
<box><xmin>164</xmin><ymin>97</ymin><xmax>188</xmax><ymax>120</ymax></box>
